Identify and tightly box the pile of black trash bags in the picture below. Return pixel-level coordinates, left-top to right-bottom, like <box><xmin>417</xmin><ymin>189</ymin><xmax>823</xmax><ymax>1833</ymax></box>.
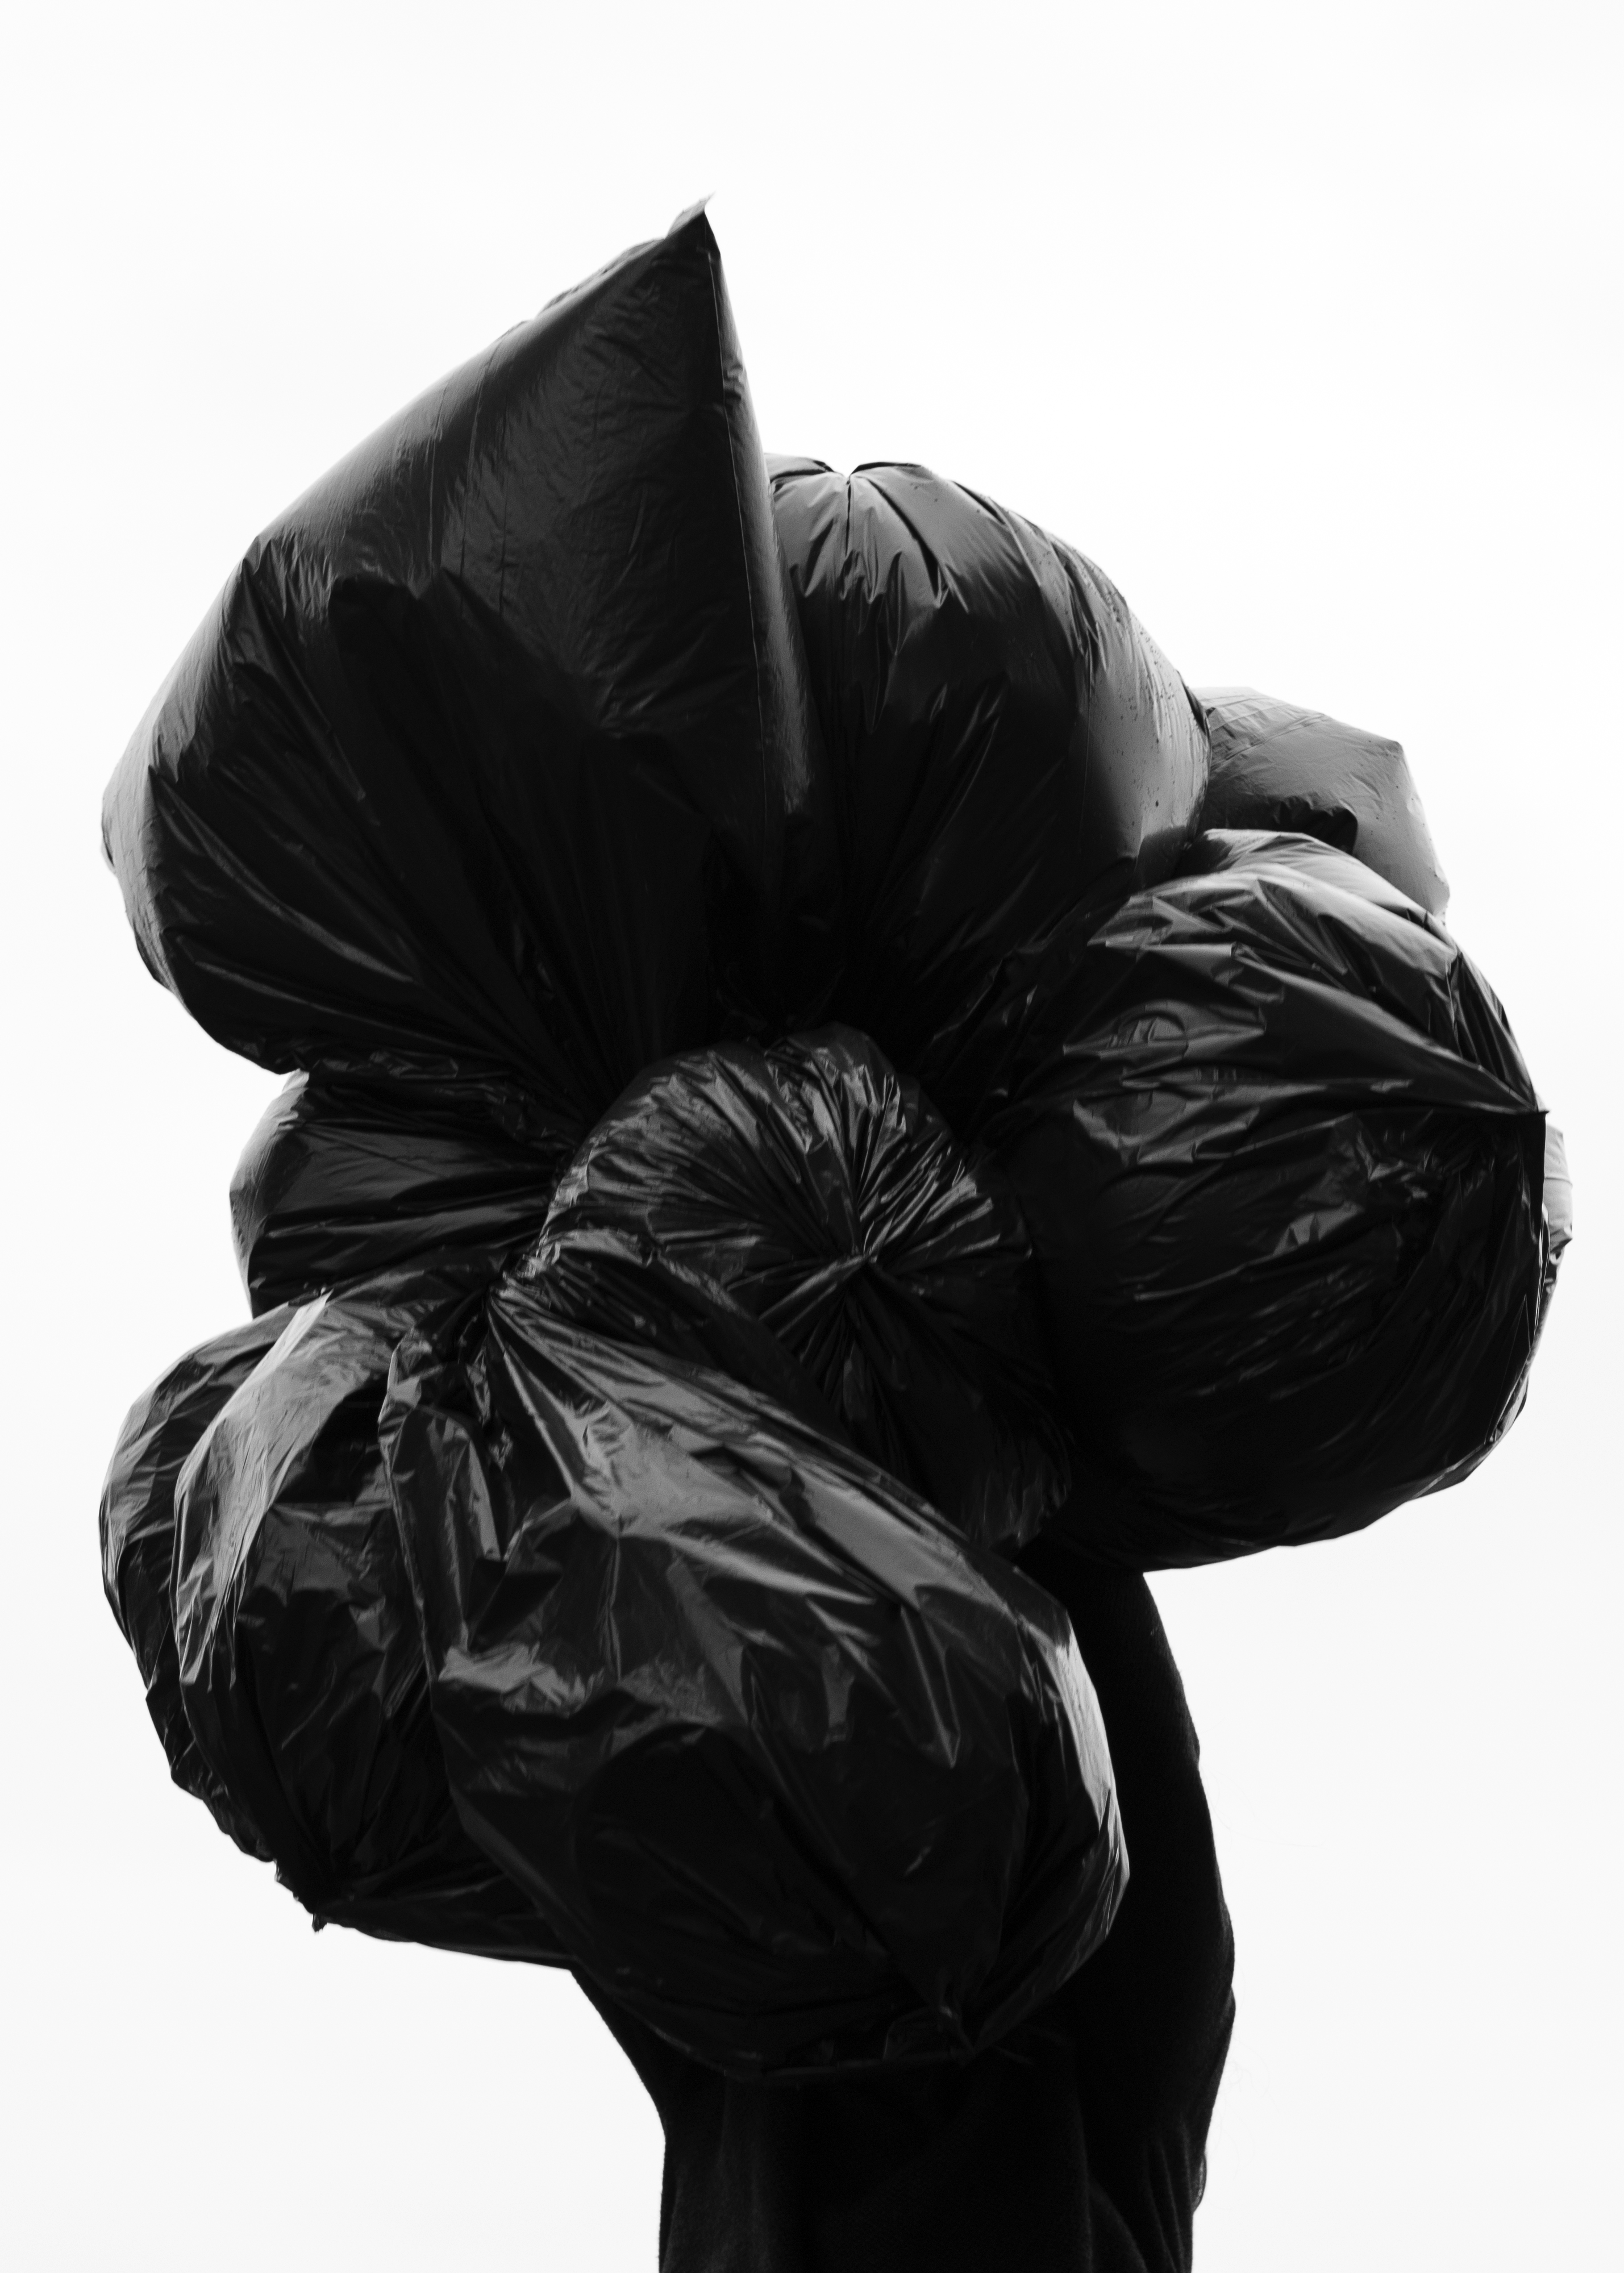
<box><xmin>101</xmin><ymin>211</ymin><xmax>1568</xmax><ymax>2271</ymax></box>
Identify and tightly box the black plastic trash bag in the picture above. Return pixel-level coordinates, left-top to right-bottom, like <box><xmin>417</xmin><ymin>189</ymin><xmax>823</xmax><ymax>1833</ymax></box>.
<box><xmin>232</xmin><ymin>1068</ymin><xmax>564</xmax><ymax>1314</ymax></box>
<box><xmin>1196</xmin><ymin>685</ymin><xmax>1450</xmax><ymax>917</ymax></box>
<box><xmin>983</xmin><ymin>831</ymin><xmax>1556</xmax><ymax>1565</ymax></box>
<box><xmin>768</xmin><ymin>457</ymin><xmax>1206</xmax><ymax>1099</ymax></box>
<box><xmin>102</xmin><ymin>1309</ymin><xmax>294</xmax><ymax>1852</ymax></box>
<box><xmin>169</xmin><ymin>1267</ymin><xmax>566</xmax><ymax>1962</ymax></box>
<box><xmin>382</xmin><ymin>1285</ymin><xmax>1126</xmax><ymax>2076</ymax></box>
<box><xmin>523</xmin><ymin>1025</ymin><xmax>1069</xmax><ymax>1548</ymax></box>
<box><xmin>103</xmin><ymin>209</ymin><xmax>838</xmax><ymax>1147</ymax></box>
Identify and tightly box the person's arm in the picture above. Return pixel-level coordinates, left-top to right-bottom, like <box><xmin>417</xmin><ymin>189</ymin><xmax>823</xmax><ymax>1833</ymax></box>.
<box><xmin>1018</xmin><ymin>1542</ymin><xmax>1236</xmax><ymax>2273</ymax></box>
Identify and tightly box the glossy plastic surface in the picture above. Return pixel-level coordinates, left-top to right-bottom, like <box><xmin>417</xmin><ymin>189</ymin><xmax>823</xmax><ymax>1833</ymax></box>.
<box><xmin>768</xmin><ymin>458</ymin><xmax>1207</xmax><ymax>1098</ymax></box>
<box><xmin>984</xmin><ymin>832</ymin><xmax>1555</xmax><ymax>1563</ymax></box>
<box><xmin>1196</xmin><ymin>685</ymin><xmax>1450</xmax><ymax>916</ymax></box>
<box><xmin>526</xmin><ymin>1026</ymin><xmax>1069</xmax><ymax>1548</ymax></box>
<box><xmin>101</xmin><ymin>1310</ymin><xmax>293</xmax><ymax>1854</ymax></box>
<box><xmin>98</xmin><ymin>209</ymin><xmax>1570</xmax><ymax>2096</ymax></box>
<box><xmin>104</xmin><ymin>209</ymin><xmax>838</xmax><ymax>1150</ymax></box>
<box><xmin>382</xmin><ymin>1288</ymin><xmax>1126</xmax><ymax>2076</ymax></box>
<box><xmin>232</xmin><ymin>1069</ymin><xmax>563</xmax><ymax>1313</ymax></box>
<box><xmin>170</xmin><ymin>1267</ymin><xmax>567</xmax><ymax>1963</ymax></box>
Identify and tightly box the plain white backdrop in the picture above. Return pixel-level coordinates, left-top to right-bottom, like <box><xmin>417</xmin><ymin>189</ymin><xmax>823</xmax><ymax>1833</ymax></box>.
<box><xmin>3</xmin><ymin>3</ymin><xmax>1619</xmax><ymax>2266</ymax></box>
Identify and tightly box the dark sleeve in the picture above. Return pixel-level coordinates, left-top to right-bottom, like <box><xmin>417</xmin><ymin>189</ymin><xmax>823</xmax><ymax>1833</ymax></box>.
<box><xmin>583</xmin><ymin>1551</ymin><xmax>1234</xmax><ymax>2273</ymax></box>
<box><xmin>1021</xmin><ymin>1544</ymin><xmax>1237</xmax><ymax>2273</ymax></box>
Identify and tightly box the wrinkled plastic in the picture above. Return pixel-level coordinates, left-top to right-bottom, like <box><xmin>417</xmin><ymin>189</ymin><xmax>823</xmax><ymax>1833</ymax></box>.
<box><xmin>382</xmin><ymin>1285</ymin><xmax>1125</xmax><ymax>2076</ymax></box>
<box><xmin>1541</xmin><ymin>1121</ymin><xmax>1575</xmax><ymax>1312</ymax></box>
<box><xmin>103</xmin><ymin>209</ymin><xmax>838</xmax><ymax>1147</ymax></box>
<box><xmin>232</xmin><ymin>1069</ymin><xmax>563</xmax><ymax>1314</ymax></box>
<box><xmin>768</xmin><ymin>458</ymin><xmax>1207</xmax><ymax>1097</ymax></box>
<box><xmin>523</xmin><ymin>1026</ymin><xmax>1069</xmax><ymax>1548</ymax></box>
<box><xmin>1196</xmin><ymin>685</ymin><xmax>1450</xmax><ymax>917</ymax></box>
<box><xmin>981</xmin><ymin>831</ymin><xmax>1554</xmax><ymax>1564</ymax></box>
<box><xmin>102</xmin><ymin>1310</ymin><xmax>293</xmax><ymax>1852</ymax></box>
<box><xmin>168</xmin><ymin>1265</ymin><xmax>568</xmax><ymax>1961</ymax></box>
<box><xmin>99</xmin><ymin>201</ymin><xmax>1571</xmax><ymax>2108</ymax></box>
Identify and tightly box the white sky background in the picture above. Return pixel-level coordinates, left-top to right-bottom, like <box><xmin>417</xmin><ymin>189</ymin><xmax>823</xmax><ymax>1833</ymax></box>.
<box><xmin>3</xmin><ymin>3</ymin><xmax>1619</xmax><ymax>2265</ymax></box>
